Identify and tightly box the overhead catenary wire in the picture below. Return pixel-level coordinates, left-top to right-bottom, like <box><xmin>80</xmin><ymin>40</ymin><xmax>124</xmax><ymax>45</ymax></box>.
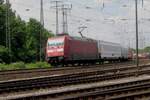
<box><xmin>9</xmin><ymin>0</ymin><xmax>148</xmax><ymax>25</ymax></box>
<box><xmin>10</xmin><ymin>0</ymin><xmax>112</xmax><ymax>23</ymax></box>
<box><xmin>9</xmin><ymin>0</ymin><xmax>150</xmax><ymax>49</ymax></box>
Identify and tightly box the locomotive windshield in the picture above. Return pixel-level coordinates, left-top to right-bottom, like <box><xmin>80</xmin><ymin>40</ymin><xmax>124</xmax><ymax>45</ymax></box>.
<box><xmin>48</xmin><ymin>42</ymin><xmax>64</xmax><ymax>46</ymax></box>
<box><xmin>48</xmin><ymin>39</ymin><xmax>64</xmax><ymax>47</ymax></box>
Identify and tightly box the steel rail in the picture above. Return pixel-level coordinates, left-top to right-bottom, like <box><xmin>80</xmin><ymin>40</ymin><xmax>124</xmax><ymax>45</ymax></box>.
<box><xmin>1</xmin><ymin>59</ymin><xmax>149</xmax><ymax>82</ymax></box>
<box><xmin>0</xmin><ymin>65</ymin><xmax>150</xmax><ymax>94</ymax></box>
<box><xmin>60</xmin><ymin>79</ymin><xmax>150</xmax><ymax>100</ymax></box>
<box><xmin>0</xmin><ymin>61</ymin><xmax>134</xmax><ymax>75</ymax></box>
<box><xmin>4</xmin><ymin>76</ymin><xmax>150</xmax><ymax>100</ymax></box>
<box><xmin>0</xmin><ymin>61</ymin><xmax>138</xmax><ymax>81</ymax></box>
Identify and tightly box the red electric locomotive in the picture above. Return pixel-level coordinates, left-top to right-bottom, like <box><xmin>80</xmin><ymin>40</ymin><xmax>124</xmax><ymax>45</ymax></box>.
<box><xmin>46</xmin><ymin>35</ymin><xmax>98</xmax><ymax>65</ymax></box>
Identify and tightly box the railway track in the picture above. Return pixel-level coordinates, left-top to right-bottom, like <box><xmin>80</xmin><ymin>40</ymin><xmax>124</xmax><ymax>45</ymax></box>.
<box><xmin>51</xmin><ymin>75</ymin><xmax>150</xmax><ymax>100</ymax></box>
<box><xmin>0</xmin><ymin>64</ymin><xmax>150</xmax><ymax>99</ymax></box>
<box><xmin>0</xmin><ymin>60</ymin><xmax>149</xmax><ymax>81</ymax></box>
<box><xmin>2</xmin><ymin>75</ymin><xmax>150</xmax><ymax>100</ymax></box>
<box><xmin>0</xmin><ymin>64</ymin><xmax>150</xmax><ymax>92</ymax></box>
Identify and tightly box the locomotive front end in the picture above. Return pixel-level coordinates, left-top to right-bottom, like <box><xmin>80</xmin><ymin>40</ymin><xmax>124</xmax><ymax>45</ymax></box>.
<box><xmin>46</xmin><ymin>36</ymin><xmax>65</xmax><ymax>64</ymax></box>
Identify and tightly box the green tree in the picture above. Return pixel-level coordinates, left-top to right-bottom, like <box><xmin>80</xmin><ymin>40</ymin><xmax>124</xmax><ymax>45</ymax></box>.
<box><xmin>0</xmin><ymin>45</ymin><xmax>9</xmax><ymax>63</ymax></box>
<box><xmin>144</xmin><ymin>47</ymin><xmax>150</xmax><ymax>53</ymax></box>
<box><xmin>0</xmin><ymin>0</ymin><xmax>4</xmax><ymax>4</ymax></box>
<box><xmin>0</xmin><ymin>2</ymin><xmax>6</xmax><ymax>46</ymax></box>
<box><xmin>0</xmin><ymin>2</ymin><xmax>54</xmax><ymax>63</ymax></box>
<box><xmin>10</xmin><ymin>16</ymin><xmax>27</xmax><ymax>62</ymax></box>
<box><xmin>26</xmin><ymin>18</ymin><xmax>53</xmax><ymax>62</ymax></box>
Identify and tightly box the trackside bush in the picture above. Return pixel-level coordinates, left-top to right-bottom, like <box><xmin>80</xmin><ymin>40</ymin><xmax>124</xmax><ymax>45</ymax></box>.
<box><xmin>0</xmin><ymin>62</ymin><xmax>51</xmax><ymax>71</ymax></box>
<box><xmin>0</xmin><ymin>63</ymin><xmax>7</xmax><ymax>70</ymax></box>
<box><xmin>35</xmin><ymin>62</ymin><xmax>49</xmax><ymax>68</ymax></box>
<box><xmin>0</xmin><ymin>45</ymin><xmax>9</xmax><ymax>63</ymax></box>
<box><xmin>11</xmin><ymin>62</ymin><xmax>26</xmax><ymax>69</ymax></box>
<box><xmin>26</xmin><ymin>62</ymin><xmax>50</xmax><ymax>69</ymax></box>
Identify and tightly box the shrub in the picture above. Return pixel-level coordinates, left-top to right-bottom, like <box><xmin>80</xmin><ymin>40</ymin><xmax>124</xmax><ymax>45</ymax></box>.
<box><xmin>0</xmin><ymin>63</ymin><xmax>7</xmax><ymax>70</ymax></box>
<box><xmin>36</xmin><ymin>62</ymin><xmax>50</xmax><ymax>68</ymax></box>
<box><xmin>26</xmin><ymin>62</ymin><xmax>50</xmax><ymax>69</ymax></box>
<box><xmin>0</xmin><ymin>45</ymin><xmax>9</xmax><ymax>63</ymax></box>
<box><xmin>0</xmin><ymin>62</ymin><xmax>50</xmax><ymax>71</ymax></box>
<box><xmin>11</xmin><ymin>62</ymin><xmax>26</xmax><ymax>69</ymax></box>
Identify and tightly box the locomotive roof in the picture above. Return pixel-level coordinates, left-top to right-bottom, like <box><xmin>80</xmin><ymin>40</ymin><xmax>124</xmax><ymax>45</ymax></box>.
<box><xmin>48</xmin><ymin>35</ymin><xmax>96</xmax><ymax>42</ymax></box>
<box><xmin>48</xmin><ymin>35</ymin><xmax>66</xmax><ymax>40</ymax></box>
<box><xmin>70</xmin><ymin>36</ymin><xmax>96</xmax><ymax>42</ymax></box>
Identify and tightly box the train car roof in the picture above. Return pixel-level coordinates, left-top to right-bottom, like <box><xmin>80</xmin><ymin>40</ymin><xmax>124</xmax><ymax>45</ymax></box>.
<box><xmin>98</xmin><ymin>40</ymin><xmax>121</xmax><ymax>46</ymax></box>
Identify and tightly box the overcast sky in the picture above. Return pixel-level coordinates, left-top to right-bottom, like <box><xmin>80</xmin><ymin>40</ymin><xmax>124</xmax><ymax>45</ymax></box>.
<box><xmin>9</xmin><ymin>0</ymin><xmax>150</xmax><ymax>48</ymax></box>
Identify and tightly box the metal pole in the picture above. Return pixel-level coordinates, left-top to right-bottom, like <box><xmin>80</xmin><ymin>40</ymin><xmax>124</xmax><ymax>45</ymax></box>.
<box><xmin>142</xmin><ymin>0</ymin><xmax>144</xmax><ymax>7</ymax></box>
<box><xmin>61</xmin><ymin>4</ymin><xmax>72</xmax><ymax>34</ymax></box>
<box><xmin>62</xmin><ymin>5</ymin><xmax>65</xmax><ymax>33</ymax></box>
<box><xmin>5</xmin><ymin>0</ymin><xmax>8</xmax><ymax>48</ymax></box>
<box><xmin>56</xmin><ymin>1</ymin><xmax>59</xmax><ymax>35</ymax></box>
<box><xmin>51</xmin><ymin>1</ymin><xmax>62</xmax><ymax>35</ymax></box>
<box><xmin>40</xmin><ymin>0</ymin><xmax>44</xmax><ymax>61</ymax></box>
<box><xmin>135</xmin><ymin>0</ymin><xmax>139</xmax><ymax>71</ymax></box>
<box><xmin>6</xmin><ymin>0</ymin><xmax>11</xmax><ymax>62</ymax></box>
<box><xmin>65</xmin><ymin>11</ymin><xmax>68</xmax><ymax>33</ymax></box>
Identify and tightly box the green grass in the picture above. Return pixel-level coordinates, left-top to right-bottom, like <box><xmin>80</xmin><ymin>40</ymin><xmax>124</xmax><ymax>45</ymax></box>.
<box><xmin>0</xmin><ymin>62</ymin><xmax>51</xmax><ymax>71</ymax></box>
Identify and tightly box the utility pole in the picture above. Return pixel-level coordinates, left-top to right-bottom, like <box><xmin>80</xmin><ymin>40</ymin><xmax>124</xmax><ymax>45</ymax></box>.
<box><xmin>51</xmin><ymin>0</ymin><xmax>62</xmax><ymax>35</ymax></box>
<box><xmin>40</xmin><ymin>0</ymin><xmax>44</xmax><ymax>61</ymax></box>
<box><xmin>135</xmin><ymin>0</ymin><xmax>139</xmax><ymax>73</ymax></box>
<box><xmin>62</xmin><ymin>4</ymin><xmax>65</xmax><ymax>33</ymax></box>
<box><xmin>142</xmin><ymin>0</ymin><xmax>144</xmax><ymax>7</ymax></box>
<box><xmin>6</xmin><ymin>0</ymin><xmax>11</xmax><ymax>62</ymax></box>
<box><xmin>5</xmin><ymin>0</ymin><xmax>8</xmax><ymax>48</ymax></box>
<box><xmin>61</xmin><ymin>4</ymin><xmax>72</xmax><ymax>34</ymax></box>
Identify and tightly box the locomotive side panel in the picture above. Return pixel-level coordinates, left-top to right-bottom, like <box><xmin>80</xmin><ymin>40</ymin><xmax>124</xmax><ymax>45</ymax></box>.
<box><xmin>67</xmin><ymin>37</ymin><xmax>98</xmax><ymax>61</ymax></box>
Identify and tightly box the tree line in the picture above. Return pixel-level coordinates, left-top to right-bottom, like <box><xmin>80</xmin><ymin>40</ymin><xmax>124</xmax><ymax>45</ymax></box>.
<box><xmin>0</xmin><ymin>1</ymin><xmax>53</xmax><ymax>63</ymax></box>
